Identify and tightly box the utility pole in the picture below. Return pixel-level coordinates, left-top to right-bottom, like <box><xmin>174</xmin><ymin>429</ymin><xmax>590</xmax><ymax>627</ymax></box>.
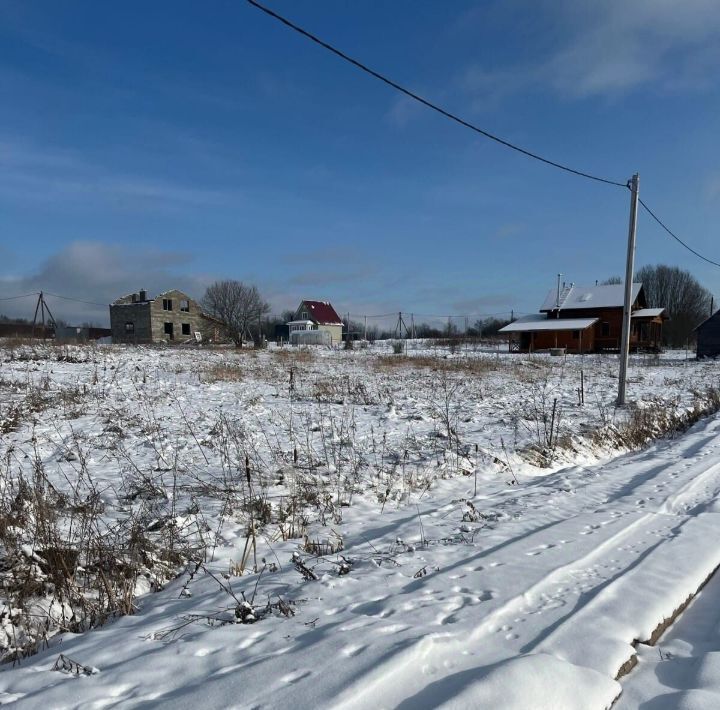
<box><xmin>617</xmin><ymin>173</ymin><xmax>640</xmax><ymax>406</ymax></box>
<box><xmin>31</xmin><ymin>291</ymin><xmax>57</xmax><ymax>340</ymax></box>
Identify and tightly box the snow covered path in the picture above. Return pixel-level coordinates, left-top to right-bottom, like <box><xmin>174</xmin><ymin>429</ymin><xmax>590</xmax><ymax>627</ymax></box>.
<box><xmin>4</xmin><ymin>412</ymin><xmax>720</xmax><ymax>708</ymax></box>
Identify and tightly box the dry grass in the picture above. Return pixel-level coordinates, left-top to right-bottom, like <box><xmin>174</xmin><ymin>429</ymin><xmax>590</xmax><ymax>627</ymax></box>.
<box><xmin>272</xmin><ymin>347</ymin><xmax>314</xmax><ymax>363</ymax></box>
<box><xmin>374</xmin><ymin>354</ymin><xmax>500</xmax><ymax>376</ymax></box>
<box><xmin>202</xmin><ymin>363</ymin><xmax>244</xmax><ymax>383</ymax></box>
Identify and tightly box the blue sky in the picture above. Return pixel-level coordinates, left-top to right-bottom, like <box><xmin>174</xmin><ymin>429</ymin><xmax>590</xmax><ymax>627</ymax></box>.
<box><xmin>1</xmin><ymin>0</ymin><xmax>720</xmax><ymax>328</ymax></box>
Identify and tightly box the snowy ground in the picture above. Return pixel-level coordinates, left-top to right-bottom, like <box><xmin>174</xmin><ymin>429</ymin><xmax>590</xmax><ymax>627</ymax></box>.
<box><xmin>1</xmin><ymin>341</ymin><xmax>720</xmax><ymax>708</ymax></box>
<box><xmin>618</xmin><ymin>567</ymin><xmax>720</xmax><ymax>710</ymax></box>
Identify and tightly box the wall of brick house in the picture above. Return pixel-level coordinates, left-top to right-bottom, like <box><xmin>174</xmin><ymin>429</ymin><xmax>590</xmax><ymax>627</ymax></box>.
<box><xmin>110</xmin><ymin>303</ymin><xmax>153</xmax><ymax>344</ymax></box>
<box><xmin>149</xmin><ymin>290</ymin><xmax>211</xmax><ymax>342</ymax></box>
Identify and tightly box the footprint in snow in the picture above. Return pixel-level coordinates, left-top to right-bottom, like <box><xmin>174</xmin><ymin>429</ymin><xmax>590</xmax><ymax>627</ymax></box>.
<box><xmin>342</xmin><ymin>644</ymin><xmax>367</xmax><ymax>657</ymax></box>
<box><xmin>281</xmin><ymin>669</ymin><xmax>312</xmax><ymax>684</ymax></box>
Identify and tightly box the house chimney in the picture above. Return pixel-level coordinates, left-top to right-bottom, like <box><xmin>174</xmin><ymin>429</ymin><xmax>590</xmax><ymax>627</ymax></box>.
<box><xmin>556</xmin><ymin>274</ymin><xmax>562</xmax><ymax>308</ymax></box>
<box><xmin>139</xmin><ymin>289</ymin><xmax>147</xmax><ymax>302</ymax></box>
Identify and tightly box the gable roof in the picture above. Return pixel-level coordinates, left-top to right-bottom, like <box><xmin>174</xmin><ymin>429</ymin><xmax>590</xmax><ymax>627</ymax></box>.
<box><xmin>299</xmin><ymin>300</ymin><xmax>343</xmax><ymax>325</ymax></box>
<box><xmin>540</xmin><ymin>283</ymin><xmax>643</xmax><ymax>312</ymax></box>
<box><xmin>693</xmin><ymin>310</ymin><xmax>720</xmax><ymax>333</ymax></box>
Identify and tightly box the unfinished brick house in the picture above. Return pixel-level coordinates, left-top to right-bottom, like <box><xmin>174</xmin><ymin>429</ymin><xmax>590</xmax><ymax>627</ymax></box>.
<box><xmin>110</xmin><ymin>289</ymin><xmax>222</xmax><ymax>344</ymax></box>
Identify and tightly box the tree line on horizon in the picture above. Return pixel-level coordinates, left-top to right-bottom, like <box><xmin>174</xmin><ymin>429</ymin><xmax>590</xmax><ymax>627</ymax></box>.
<box><xmin>600</xmin><ymin>264</ymin><xmax>714</xmax><ymax>347</ymax></box>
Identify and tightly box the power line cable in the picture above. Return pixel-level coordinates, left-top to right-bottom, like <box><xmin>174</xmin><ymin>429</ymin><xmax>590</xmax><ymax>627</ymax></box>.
<box><xmin>43</xmin><ymin>292</ymin><xmax>108</xmax><ymax>307</ymax></box>
<box><xmin>638</xmin><ymin>198</ymin><xmax>720</xmax><ymax>269</ymax></box>
<box><xmin>0</xmin><ymin>292</ymin><xmax>39</xmax><ymax>301</ymax></box>
<box><xmin>246</xmin><ymin>0</ymin><xmax>627</xmax><ymax>188</ymax></box>
<box><xmin>248</xmin><ymin>1</ymin><xmax>720</xmax><ymax>271</ymax></box>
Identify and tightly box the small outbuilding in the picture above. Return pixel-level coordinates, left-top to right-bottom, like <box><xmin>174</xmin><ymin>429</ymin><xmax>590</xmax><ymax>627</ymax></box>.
<box><xmin>695</xmin><ymin>310</ymin><xmax>720</xmax><ymax>359</ymax></box>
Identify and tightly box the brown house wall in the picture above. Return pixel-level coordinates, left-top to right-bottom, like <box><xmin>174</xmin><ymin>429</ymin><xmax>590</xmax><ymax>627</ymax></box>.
<box><xmin>525</xmin><ymin>327</ymin><xmax>595</xmax><ymax>353</ymax></box>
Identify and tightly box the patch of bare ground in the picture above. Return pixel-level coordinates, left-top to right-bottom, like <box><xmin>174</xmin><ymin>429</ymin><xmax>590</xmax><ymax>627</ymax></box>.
<box><xmin>201</xmin><ymin>363</ymin><xmax>244</xmax><ymax>383</ymax></box>
<box><xmin>373</xmin><ymin>354</ymin><xmax>503</xmax><ymax>376</ymax></box>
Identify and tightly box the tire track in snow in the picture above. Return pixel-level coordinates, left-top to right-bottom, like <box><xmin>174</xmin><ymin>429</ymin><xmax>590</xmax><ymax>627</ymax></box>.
<box><xmin>336</xmin><ymin>418</ymin><xmax>720</xmax><ymax>710</ymax></box>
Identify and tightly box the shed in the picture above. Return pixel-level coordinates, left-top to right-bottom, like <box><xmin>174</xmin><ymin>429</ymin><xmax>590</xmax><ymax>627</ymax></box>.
<box><xmin>695</xmin><ymin>310</ymin><xmax>720</xmax><ymax>359</ymax></box>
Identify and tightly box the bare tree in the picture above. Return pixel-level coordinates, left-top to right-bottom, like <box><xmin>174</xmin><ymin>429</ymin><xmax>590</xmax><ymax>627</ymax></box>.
<box><xmin>635</xmin><ymin>264</ymin><xmax>713</xmax><ymax>347</ymax></box>
<box><xmin>202</xmin><ymin>281</ymin><xmax>270</xmax><ymax>346</ymax></box>
<box><xmin>601</xmin><ymin>276</ymin><xmax>622</xmax><ymax>285</ymax></box>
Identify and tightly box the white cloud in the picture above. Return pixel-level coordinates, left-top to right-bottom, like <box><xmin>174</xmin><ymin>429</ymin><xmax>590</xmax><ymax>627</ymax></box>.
<box><xmin>542</xmin><ymin>0</ymin><xmax>720</xmax><ymax>97</ymax></box>
<box><xmin>454</xmin><ymin>0</ymin><xmax>720</xmax><ymax>106</ymax></box>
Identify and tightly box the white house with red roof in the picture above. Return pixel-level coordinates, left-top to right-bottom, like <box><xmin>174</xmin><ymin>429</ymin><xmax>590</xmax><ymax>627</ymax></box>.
<box><xmin>287</xmin><ymin>299</ymin><xmax>343</xmax><ymax>346</ymax></box>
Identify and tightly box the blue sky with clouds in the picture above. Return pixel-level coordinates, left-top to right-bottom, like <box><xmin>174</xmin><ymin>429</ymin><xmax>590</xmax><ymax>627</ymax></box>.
<box><xmin>1</xmin><ymin>0</ymin><xmax>720</xmax><ymax>327</ymax></box>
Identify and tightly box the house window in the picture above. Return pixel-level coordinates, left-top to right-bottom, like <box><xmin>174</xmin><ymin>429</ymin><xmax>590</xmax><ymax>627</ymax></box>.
<box><xmin>572</xmin><ymin>330</ymin><xmax>580</xmax><ymax>339</ymax></box>
<box><xmin>301</xmin><ymin>311</ymin><xmax>308</xmax><ymax>320</ymax></box>
<box><xmin>601</xmin><ymin>322</ymin><xmax>610</xmax><ymax>337</ymax></box>
<box><xmin>180</xmin><ymin>300</ymin><xmax>190</xmax><ymax>312</ymax></box>
<box><xmin>125</xmin><ymin>322</ymin><xmax>135</xmax><ymax>333</ymax></box>
<box><xmin>181</xmin><ymin>323</ymin><xmax>191</xmax><ymax>336</ymax></box>
<box><xmin>163</xmin><ymin>299</ymin><xmax>173</xmax><ymax>311</ymax></box>
<box><xmin>164</xmin><ymin>322</ymin><xmax>174</xmax><ymax>339</ymax></box>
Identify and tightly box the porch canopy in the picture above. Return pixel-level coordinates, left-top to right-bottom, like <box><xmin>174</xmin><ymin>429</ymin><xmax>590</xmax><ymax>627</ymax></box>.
<box><xmin>499</xmin><ymin>314</ymin><xmax>598</xmax><ymax>333</ymax></box>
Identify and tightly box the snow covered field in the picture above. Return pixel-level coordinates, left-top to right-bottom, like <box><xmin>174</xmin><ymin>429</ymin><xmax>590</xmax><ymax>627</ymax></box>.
<box><xmin>1</xmin><ymin>340</ymin><xmax>720</xmax><ymax>708</ymax></box>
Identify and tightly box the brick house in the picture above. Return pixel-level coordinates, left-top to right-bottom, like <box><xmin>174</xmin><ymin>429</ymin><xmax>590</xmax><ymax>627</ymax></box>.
<box><xmin>500</xmin><ymin>282</ymin><xmax>667</xmax><ymax>353</ymax></box>
<box><xmin>110</xmin><ymin>289</ymin><xmax>222</xmax><ymax>344</ymax></box>
<box><xmin>287</xmin><ymin>300</ymin><xmax>343</xmax><ymax>346</ymax></box>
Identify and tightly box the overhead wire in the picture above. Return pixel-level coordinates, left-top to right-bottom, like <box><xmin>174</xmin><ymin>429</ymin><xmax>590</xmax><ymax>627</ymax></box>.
<box><xmin>43</xmin><ymin>292</ymin><xmax>108</xmax><ymax>307</ymax></box>
<box><xmin>0</xmin><ymin>292</ymin><xmax>38</xmax><ymax>301</ymax></box>
<box><xmin>248</xmin><ymin>1</ymin><xmax>720</xmax><ymax>271</ymax></box>
<box><xmin>245</xmin><ymin>0</ymin><xmax>626</xmax><ymax>188</ymax></box>
<box><xmin>638</xmin><ymin>198</ymin><xmax>720</xmax><ymax>269</ymax></box>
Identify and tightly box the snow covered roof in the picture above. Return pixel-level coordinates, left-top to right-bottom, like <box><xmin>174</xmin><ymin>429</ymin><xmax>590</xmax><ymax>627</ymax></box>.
<box><xmin>299</xmin><ymin>300</ymin><xmax>343</xmax><ymax>325</ymax></box>
<box><xmin>632</xmin><ymin>308</ymin><xmax>666</xmax><ymax>319</ymax></box>
<box><xmin>499</xmin><ymin>314</ymin><xmax>598</xmax><ymax>333</ymax></box>
<box><xmin>540</xmin><ymin>283</ymin><xmax>642</xmax><ymax>312</ymax></box>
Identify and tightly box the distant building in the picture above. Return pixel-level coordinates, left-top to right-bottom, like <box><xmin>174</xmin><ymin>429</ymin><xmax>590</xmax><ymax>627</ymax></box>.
<box><xmin>695</xmin><ymin>311</ymin><xmax>720</xmax><ymax>359</ymax></box>
<box><xmin>109</xmin><ymin>289</ymin><xmax>221</xmax><ymax>344</ymax></box>
<box><xmin>287</xmin><ymin>300</ymin><xmax>343</xmax><ymax>346</ymax></box>
<box><xmin>55</xmin><ymin>325</ymin><xmax>112</xmax><ymax>343</ymax></box>
<box><xmin>499</xmin><ymin>281</ymin><xmax>667</xmax><ymax>353</ymax></box>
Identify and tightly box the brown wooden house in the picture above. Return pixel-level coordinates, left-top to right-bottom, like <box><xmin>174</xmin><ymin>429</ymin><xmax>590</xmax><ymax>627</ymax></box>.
<box><xmin>500</xmin><ymin>282</ymin><xmax>666</xmax><ymax>353</ymax></box>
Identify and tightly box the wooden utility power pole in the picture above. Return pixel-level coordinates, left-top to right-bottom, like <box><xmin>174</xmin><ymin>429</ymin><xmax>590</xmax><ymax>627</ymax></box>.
<box><xmin>617</xmin><ymin>173</ymin><xmax>640</xmax><ymax>406</ymax></box>
<box><xmin>31</xmin><ymin>291</ymin><xmax>57</xmax><ymax>339</ymax></box>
